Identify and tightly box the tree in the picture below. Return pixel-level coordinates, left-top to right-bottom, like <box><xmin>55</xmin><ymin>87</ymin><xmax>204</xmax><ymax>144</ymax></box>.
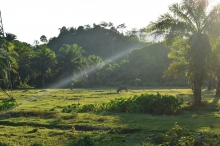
<box><xmin>58</xmin><ymin>44</ymin><xmax>86</xmax><ymax>82</ymax></box>
<box><xmin>135</xmin><ymin>78</ymin><xmax>141</xmax><ymax>88</ymax></box>
<box><xmin>14</xmin><ymin>41</ymin><xmax>35</xmax><ymax>87</ymax></box>
<box><xmin>210</xmin><ymin>43</ymin><xmax>220</xmax><ymax>96</ymax></box>
<box><xmin>40</xmin><ymin>35</ymin><xmax>48</xmax><ymax>44</ymax></box>
<box><xmin>5</xmin><ymin>33</ymin><xmax>17</xmax><ymax>42</ymax></box>
<box><xmin>33</xmin><ymin>40</ymin><xmax>40</xmax><ymax>46</ymax></box>
<box><xmin>147</xmin><ymin>0</ymin><xmax>220</xmax><ymax>105</ymax></box>
<box><xmin>87</xmin><ymin>55</ymin><xmax>104</xmax><ymax>86</ymax></box>
<box><xmin>33</xmin><ymin>45</ymin><xmax>56</xmax><ymax>88</ymax></box>
<box><xmin>0</xmin><ymin>38</ymin><xmax>9</xmax><ymax>79</ymax></box>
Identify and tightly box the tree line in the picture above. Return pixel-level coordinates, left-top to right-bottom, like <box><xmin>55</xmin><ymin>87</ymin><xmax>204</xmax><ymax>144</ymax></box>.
<box><xmin>0</xmin><ymin>21</ymin><xmax>173</xmax><ymax>89</ymax></box>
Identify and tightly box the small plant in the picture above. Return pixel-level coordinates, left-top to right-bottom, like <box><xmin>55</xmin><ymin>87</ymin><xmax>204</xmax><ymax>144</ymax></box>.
<box><xmin>62</xmin><ymin>104</ymin><xmax>79</xmax><ymax>113</ymax></box>
<box><xmin>30</xmin><ymin>143</ymin><xmax>43</xmax><ymax>146</ymax></box>
<box><xmin>67</xmin><ymin>135</ymin><xmax>96</xmax><ymax>146</ymax></box>
<box><xmin>0</xmin><ymin>142</ymin><xmax>9</xmax><ymax>146</ymax></box>
<box><xmin>0</xmin><ymin>101</ymin><xmax>17</xmax><ymax>111</ymax></box>
<box><xmin>147</xmin><ymin>122</ymin><xmax>220</xmax><ymax>145</ymax></box>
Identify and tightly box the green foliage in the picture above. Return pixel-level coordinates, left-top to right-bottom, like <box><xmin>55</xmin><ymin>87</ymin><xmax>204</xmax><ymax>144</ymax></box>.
<box><xmin>62</xmin><ymin>92</ymin><xmax>183</xmax><ymax>115</ymax></box>
<box><xmin>147</xmin><ymin>0</ymin><xmax>220</xmax><ymax>104</ymax></box>
<box><xmin>0</xmin><ymin>101</ymin><xmax>17</xmax><ymax>111</ymax></box>
<box><xmin>147</xmin><ymin>122</ymin><xmax>220</xmax><ymax>145</ymax></box>
<box><xmin>0</xmin><ymin>142</ymin><xmax>9</xmax><ymax>146</ymax></box>
<box><xmin>66</xmin><ymin>135</ymin><xmax>96</xmax><ymax>146</ymax></box>
<box><xmin>129</xmin><ymin>93</ymin><xmax>183</xmax><ymax>114</ymax></box>
<box><xmin>79</xmin><ymin>104</ymin><xmax>97</xmax><ymax>112</ymax></box>
<box><xmin>105</xmin><ymin>93</ymin><xmax>183</xmax><ymax>115</ymax></box>
<box><xmin>62</xmin><ymin>104</ymin><xmax>80</xmax><ymax>113</ymax></box>
<box><xmin>30</xmin><ymin>143</ymin><xmax>43</xmax><ymax>146</ymax></box>
<box><xmin>48</xmin><ymin>23</ymin><xmax>141</xmax><ymax>60</ymax></box>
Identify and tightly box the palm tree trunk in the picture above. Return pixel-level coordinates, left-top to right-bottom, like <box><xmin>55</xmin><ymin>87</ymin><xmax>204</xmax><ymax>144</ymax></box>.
<box><xmin>208</xmin><ymin>75</ymin><xmax>213</xmax><ymax>90</ymax></box>
<box><xmin>193</xmin><ymin>81</ymin><xmax>202</xmax><ymax>105</ymax></box>
<box><xmin>215</xmin><ymin>76</ymin><xmax>220</xmax><ymax>97</ymax></box>
<box><xmin>41</xmin><ymin>71</ymin><xmax>45</xmax><ymax>88</ymax></box>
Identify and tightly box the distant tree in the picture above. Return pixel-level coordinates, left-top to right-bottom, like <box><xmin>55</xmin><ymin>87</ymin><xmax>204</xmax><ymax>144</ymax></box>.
<box><xmin>33</xmin><ymin>45</ymin><xmax>56</xmax><ymax>88</ymax></box>
<box><xmin>40</xmin><ymin>35</ymin><xmax>48</xmax><ymax>44</ymax></box>
<box><xmin>69</xmin><ymin>27</ymin><xmax>76</xmax><ymax>33</ymax></box>
<box><xmin>139</xmin><ymin>28</ymin><xmax>147</xmax><ymax>42</ymax></box>
<box><xmin>135</xmin><ymin>78</ymin><xmax>141</xmax><ymax>88</ymax></box>
<box><xmin>100</xmin><ymin>21</ymin><xmax>108</xmax><ymax>28</ymax></box>
<box><xmin>0</xmin><ymin>40</ymin><xmax>18</xmax><ymax>90</ymax></box>
<box><xmin>33</xmin><ymin>40</ymin><xmax>40</xmax><ymax>46</ymax></box>
<box><xmin>210</xmin><ymin>44</ymin><xmax>220</xmax><ymax>96</ymax></box>
<box><xmin>58</xmin><ymin>26</ymin><xmax>69</xmax><ymax>36</ymax></box>
<box><xmin>116</xmin><ymin>23</ymin><xmax>126</xmax><ymax>34</ymax></box>
<box><xmin>5</xmin><ymin>33</ymin><xmax>17</xmax><ymax>42</ymax></box>
<box><xmin>58</xmin><ymin>44</ymin><xmax>86</xmax><ymax>80</ymax></box>
<box><xmin>87</xmin><ymin>55</ymin><xmax>104</xmax><ymax>85</ymax></box>
<box><xmin>13</xmin><ymin>41</ymin><xmax>35</xmax><ymax>87</ymax></box>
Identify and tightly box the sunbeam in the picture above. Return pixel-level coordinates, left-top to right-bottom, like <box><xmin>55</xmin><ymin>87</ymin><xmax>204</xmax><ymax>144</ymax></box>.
<box><xmin>50</xmin><ymin>44</ymin><xmax>144</xmax><ymax>89</ymax></box>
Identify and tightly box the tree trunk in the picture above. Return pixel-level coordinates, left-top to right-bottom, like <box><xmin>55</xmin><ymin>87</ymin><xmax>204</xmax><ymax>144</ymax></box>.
<box><xmin>41</xmin><ymin>71</ymin><xmax>45</xmax><ymax>88</ymax></box>
<box><xmin>208</xmin><ymin>75</ymin><xmax>213</xmax><ymax>90</ymax></box>
<box><xmin>193</xmin><ymin>81</ymin><xmax>202</xmax><ymax>105</ymax></box>
<box><xmin>215</xmin><ymin>77</ymin><xmax>220</xmax><ymax>97</ymax></box>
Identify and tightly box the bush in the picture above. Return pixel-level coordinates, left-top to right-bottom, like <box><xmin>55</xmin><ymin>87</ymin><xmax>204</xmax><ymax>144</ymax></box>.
<box><xmin>0</xmin><ymin>142</ymin><xmax>9</xmax><ymax>146</ymax></box>
<box><xmin>62</xmin><ymin>92</ymin><xmax>183</xmax><ymax>115</ymax></box>
<box><xmin>62</xmin><ymin>104</ymin><xmax>79</xmax><ymax>113</ymax></box>
<box><xmin>30</xmin><ymin>143</ymin><xmax>43</xmax><ymax>146</ymax></box>
<box><xmin>66</xmin><ymin>135</ymin><xmax>96</xmax><ymax>146</ymax></box>
<box><xmin>104</xmin><ymin>92</ymin><xmax>183</xmax><ymax>115</ymax></box>
<box><xmin>147</xmin><ymin>122</ymin><xmax>220</xmax><ymax>145</ymax></box>
<box><xmin>0</xmin><ymin>101</ymin><xmax>17</xmax><ymax>111</ymax></box>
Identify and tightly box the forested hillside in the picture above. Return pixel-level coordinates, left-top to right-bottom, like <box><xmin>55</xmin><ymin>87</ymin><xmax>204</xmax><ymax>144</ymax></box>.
<box><xmin>47</xmin><ymin>23</ymin><xmax>144</xmax><ymax>60</ymax></box>
<box><xmin>0</xmin><ymin>22</ymin><xmax>189</xmax><ymax>88</ymax></box>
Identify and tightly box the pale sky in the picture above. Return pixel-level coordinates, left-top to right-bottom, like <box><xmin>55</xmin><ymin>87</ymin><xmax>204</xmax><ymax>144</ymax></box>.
<box><xmin>1</xmin><ymin>0</ymin><xmax>220</xmax><ymax>44</ymax></box>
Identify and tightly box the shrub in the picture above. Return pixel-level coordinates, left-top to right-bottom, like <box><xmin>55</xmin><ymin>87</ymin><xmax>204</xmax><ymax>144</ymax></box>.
<box><xmin>62</xmin><ymin>104</ymin><xmax>79</xmax><ymax>113</ymax></box>
<box><xmin>66</xmin><ymin>135</ymin><xmax>96</xmax><ymax>146</ymax></box>
<box><xmin>62</xmin><ymin>92</ymin><xmax>183</xmax><ymax>115</ymax></box>
<box><xmin>105</xmin><ymin>92</ymin><xmax>183</xmax><ymax>115</ymax></box>
<box><xmin>30</xmin><ymin>143</ymin><xmax>43</xmax><ymax>146</ymax></box>
<box><xmin>0</xmin><ymin>142</ymin><xmax>9</xmax><ymax>146</ymax></box>
<box><xmin>147</xmin><ymin>122</ymin><xmax>220</xmax><ymax>145</ymax></box>
<box><xmin>0</xmin><ymin>101</ymin><xmax>17</xmax><ymax>111</ymax></box>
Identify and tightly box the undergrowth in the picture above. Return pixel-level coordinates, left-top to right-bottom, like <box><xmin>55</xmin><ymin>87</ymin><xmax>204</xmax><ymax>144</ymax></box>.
<box><xmin>62</xmin><ymin>92</ymin><xmax>184</xmax><ymax>115</ymax></box>
<box><xmin>0</xmin><ymin>101</ymin><xmax>17</xmax><ymax>111</ymax></box>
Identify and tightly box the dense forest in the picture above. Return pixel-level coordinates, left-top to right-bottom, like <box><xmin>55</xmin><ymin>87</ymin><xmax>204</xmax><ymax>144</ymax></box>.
<box><xmin>0</xmin><ymin>21</ymin><xmax>212</xmax><ymax>90</ymax></box>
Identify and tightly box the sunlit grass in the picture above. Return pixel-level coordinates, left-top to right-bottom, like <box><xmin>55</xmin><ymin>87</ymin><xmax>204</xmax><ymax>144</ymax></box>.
<box><xmin>0</xmin><ymin>87</ymin><xmax>220</xmax><ymax>145</ymax></box>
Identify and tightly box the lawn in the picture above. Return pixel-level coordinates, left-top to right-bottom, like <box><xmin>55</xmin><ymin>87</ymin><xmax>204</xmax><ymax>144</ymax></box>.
<box><xmin>0</xmin><ymin>87</ymin><xmax>219</xmax><ymax>146</ymax></box>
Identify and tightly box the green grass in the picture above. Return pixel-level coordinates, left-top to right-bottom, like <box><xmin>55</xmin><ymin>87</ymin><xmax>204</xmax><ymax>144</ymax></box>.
<box><xmin>0</xmin><ymin>87</ymin><xmax>220</xmax><ymax>145</ymax></box>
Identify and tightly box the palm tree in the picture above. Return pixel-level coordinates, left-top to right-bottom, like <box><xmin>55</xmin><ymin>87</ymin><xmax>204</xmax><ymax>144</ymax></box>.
<box><xmin>208</xmin><ymin>41</ymin><xmax>220</xmax><ymax>96</ymax></box>
<box><xmin>58</xmin><ymin>44</ymin><xmax>85</xmax><ymax>80</ymax></box>
<box><xmin>33</xmin><ymin>45</ymin><xmax>56</xmax><ymax>88</ymax></box>
<box><xmin>0</xmin><ymin>39</ymin><xmax>18</xmax><ymax>100</ymax></box>
<box><xmin>87</xmin><ymin>55</ymin><xmax>104</xmax><ymax>85</ymax></box>
<box><xmin>147</xmin><ymin>0</ymin><xmax>220</xmax><ymax>105</ymax></box>
<box><xmin>5</xmin><ymin>33</ymin><xmax>17</xmax><ymax>42</ymax></box>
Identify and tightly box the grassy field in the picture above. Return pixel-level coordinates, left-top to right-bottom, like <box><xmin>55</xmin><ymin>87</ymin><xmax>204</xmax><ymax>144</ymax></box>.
<box><xmin>0</xmin><ymin>87</ymin><xmax>220</xmax><ymax>145</ymax></box>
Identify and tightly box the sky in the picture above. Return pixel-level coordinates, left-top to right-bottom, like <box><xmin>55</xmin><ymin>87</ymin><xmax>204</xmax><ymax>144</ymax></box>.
<box><xmin>1</xmin><ymin>0</ymin><xmax>220</xmax><ymax>44</ymax></box>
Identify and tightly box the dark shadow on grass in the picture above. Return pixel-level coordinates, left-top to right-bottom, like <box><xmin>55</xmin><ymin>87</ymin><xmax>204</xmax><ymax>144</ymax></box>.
<box><xmin>97</xmin><ymin>92</ymin><xmax>118</xmax><ymax>95</ymax></box>
<box><xmin>0</xmin><ymin>120</ymin><xmax>110</xmax><ymax>131</ymax></box>
<box><xmin>0</xmin><ymin>110</ymin><xmax>58</xmax><ymax>119</ymax></box>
